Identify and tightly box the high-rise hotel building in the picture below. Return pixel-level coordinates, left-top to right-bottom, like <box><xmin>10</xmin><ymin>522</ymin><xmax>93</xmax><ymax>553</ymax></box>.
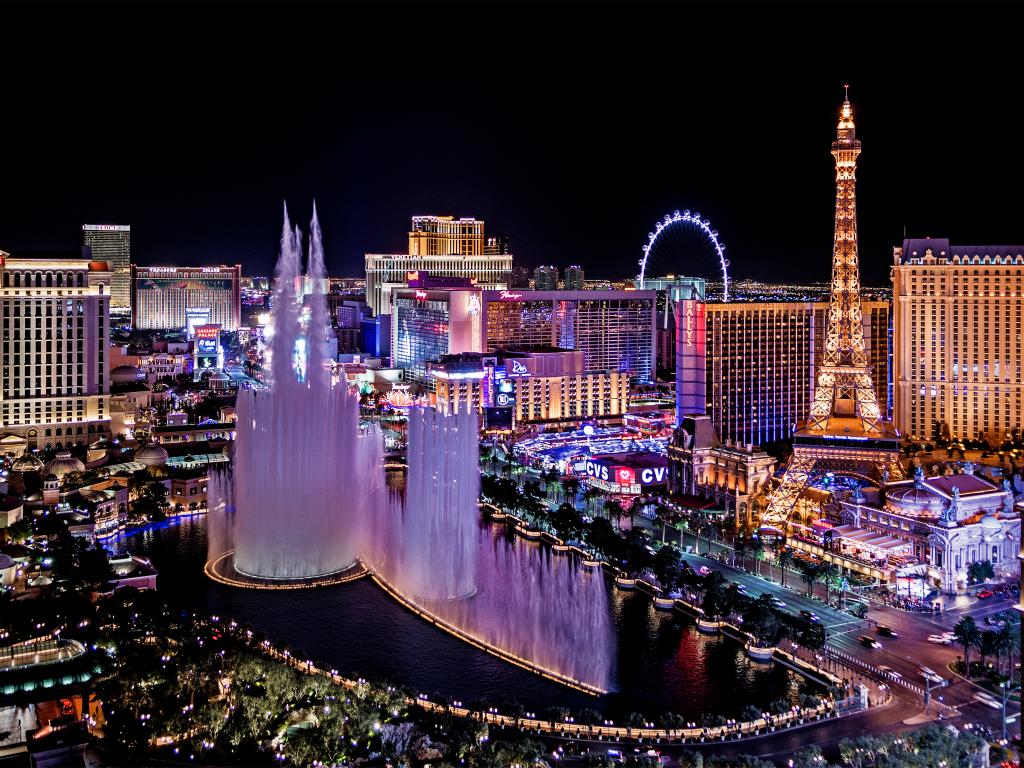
<box><xmin>892</xmin><ymin>238</ymin><xmax>1024</xmax><ymax>443</ymax></box>
<box><xmin>391</xmin><ymin>287</ymin><xmax>657</xmax><ymax>388</ymax></box>
<box><xmin>483</xmin><ymin>290</ymin><xmax>657</xmax><ymax>384</ymax></box>
<box><xmin>700</xmin><ymin>300</ymin><xmax>889</xmax><ymax>447</ymax></box>
<box><xmin>83</xmin><ymin>224</ymin><xmax>131</xmax><ymax>310</ymax></box>
<box><xmin>131</xmin><ymin>265</ymin><xmax>242</xmax><ymax>331</ymax></box>
<box><xmin>365</xmin><ymin>216</ymin><xmax>512</xmax><ymax>315</ymax></box>
<box><xmin>0</xmin><ymin>250</ymin><xmax>112</xmax><ymax>447</ymax></box>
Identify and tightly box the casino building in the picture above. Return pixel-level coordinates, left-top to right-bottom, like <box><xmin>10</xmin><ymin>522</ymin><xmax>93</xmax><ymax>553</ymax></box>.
<box><xmin>391</xmin><ymin>287</ymin><xmax>657</xmax><ymax>390</ymax></box>
<box><xmin>430</xmin><ymin>348</ymin><xmax>630</xmax><ymax>428</ymax></box>
<box><xmin>788</xmin><ymin>462</ymin><xmax>1021</xmax><ymax>594</ymax></box>
<box><xmin>131</xmin><ymin>265</ymin><xmax>241</xmax><ymax>331</ymax></box>
<box><xmin>0</xmin><ymin>250</ymin><xmax>112</xmax><ymax>447</ymax></box>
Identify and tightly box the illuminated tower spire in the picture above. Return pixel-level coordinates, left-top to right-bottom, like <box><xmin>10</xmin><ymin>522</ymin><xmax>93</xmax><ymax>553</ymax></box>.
<box><xmin>758</xmin><ymin>90</ymin><xmax>902</xmax><ymax>534</ymax></box>
<box><xmin>806</xmin><ymin>89</ymin><xmax>881</xmax><ymax>433</ymax></box>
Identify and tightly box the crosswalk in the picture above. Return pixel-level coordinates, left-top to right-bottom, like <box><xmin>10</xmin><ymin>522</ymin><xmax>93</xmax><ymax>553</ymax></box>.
<box><xmin>824</xmin><ymin>644</ymin><xmax>925</xmax><ymax>695</ymax></box>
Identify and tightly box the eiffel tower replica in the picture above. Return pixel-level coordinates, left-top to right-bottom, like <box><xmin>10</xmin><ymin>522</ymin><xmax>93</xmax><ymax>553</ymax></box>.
<box><xmin>759</xmin><ymin>89</ymin><xmax>904</xmax><ymax>536</ymax></box>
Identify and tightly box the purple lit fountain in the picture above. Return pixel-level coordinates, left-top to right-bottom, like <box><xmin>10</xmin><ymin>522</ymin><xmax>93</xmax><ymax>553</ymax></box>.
<box><xmin>370</xmin><ymin>407</ymin><xmax>616</xmax><ymax>692</ymax></box>
<box><xmin>376</xmin><ymin>407</ymin><xmax>480</xmax><ymax>600</ymax></box>
<box><xmin>208</xmin><ymin>204</ymin><xmax>379</xmax><ymax>581</ymax></box>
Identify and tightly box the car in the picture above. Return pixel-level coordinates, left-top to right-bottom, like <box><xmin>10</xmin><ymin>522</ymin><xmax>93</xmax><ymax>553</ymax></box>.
<box><xmin>978</xmin><ymin>590</ymin><xmax>994</xmax><ymax>599</ymax></box>
<box><xmin>877</xmin><ymin>665</ymin><xmax>902</xmax><ymax>679</ymax></box>
<box><xmin>927</xmin><ymin>634</ymin><xmax>950</xmax><ymax>644</ymax></box>
<box><xmin>876</xmin><ymin>625</ymin><xmax>899</xmax><ymax>638</ymax></box>
<box><xmin>985</xmin><ymin>615</ymin><xmax>1006</xmax><ymax>627</ymax></box>
<box><xmin>859</xmin><ymin>635</ymin><xmax>882</xmax><ymax>649</ymax></box>
<box><xmin>800</xmin><ymin>609</ymin><xmax>820</xmax><ymax>623</ymax></box>
<box><xmin>771</xmin><ymin>597</ymin><xmax>786</xmax><ymax>608</ymax></box>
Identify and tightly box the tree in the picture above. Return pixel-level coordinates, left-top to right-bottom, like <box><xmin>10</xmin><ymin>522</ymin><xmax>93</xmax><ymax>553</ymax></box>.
<box><xmin>750</xmin><ymin>537</ymin><xmax>766</xmax><ymax>577</ymax></box>
<box><xmin>979</xmin><ymin>629</ymin><xmax>999</xmax><ymax>671</ymax></box>
<box><xmin>5</xmin><ymin>518</ymin><xmax>33</xmax><ymax>544</ymax></box>
<box><xmin>953</xmin><ymin>616</ymin><xmax>982</xmax><ymax>679</ymax></box>
<box><xmin>967</xmin><ymin>559</ymin><xmax>995</xmax><ymax>585</ymax></box>
<box><xmin>777</xmin><ymin>547</ymin><xmax>794</xmax><ymax>588</ymax></box>
<box><xmin>604</xmin><ymin>499</ymin><xmax>625</xmax><ymax>530</ymax></box>
<box><xmin>818</xmin><ymin>562</ymin><xmax>840</xmax><ymax>605</ymax></box>
<box><xmin>653</xmin><ymin>545</ymin><xmax>683</xmax><ymax>593</ymax></box>
<box><xmin>549</xmin><ymin>503</ymin><xmax>584</xmax><ymax>542</ymax></box>
<box><xmin>733</xmin><ymin>535</ymin><xmax>749</xmax><ymax>570</ymax></box>
<box><xmin>562</xmin><ymin>477</ymin><xmax>580</xmax><ymax>507</ymax></box>
<box><xmin>78</xmin><ymin>547</ymin><xmax>114</xmax><ymax>589</ymax></box>
<box><xmin>798</xmin><ymin>559</ymin><xmax>820</xmax><ymax>598</ymax></box>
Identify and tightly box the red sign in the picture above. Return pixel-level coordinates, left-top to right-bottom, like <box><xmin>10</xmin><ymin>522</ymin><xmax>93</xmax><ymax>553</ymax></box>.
<box><xmin>194</xmin><ymin>325</ymin><xmax>220</xmax><ymax>339</ymax></box>
<box><xmin>617</xmin><ymin>467</ymin><xmax>635</xmax><ymax>486</ymax></box>
<box><xmin>415</xmin><ymin>290</ymin><xmax>428</xmax><ymax>300</ymax></box>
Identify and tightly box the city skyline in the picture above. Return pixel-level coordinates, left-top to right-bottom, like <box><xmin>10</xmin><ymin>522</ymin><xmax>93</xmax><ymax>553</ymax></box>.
<box><xmin>3</xmin><ymin>2</ymin><xmax>1022</xmax><ymax>286</ymax></box>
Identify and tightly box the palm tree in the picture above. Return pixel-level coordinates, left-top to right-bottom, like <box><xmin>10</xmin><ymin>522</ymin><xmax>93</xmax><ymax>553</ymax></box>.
<box><xmin>953</xmin><ymin>616</ymin><xmax>982</xmax><ymax>679</ymax></box>
<box><xmin>604</xmin><ymin>499</ymin><xmax>625</xmax><ymax>530</ymax></box>
<box><xmin>750</xmin><ymin>537</ymin><xmax>766</xmax><ymax>578</ymax></box>
<box><xmin>798</xmin><ymin>559</ymin><xmax>820</xmax><ymax>598</ymax></box>
<box><xmin>818</xmin><ymin>562</ymin><xmax>839</xmax><ymax>605</ymax></box>
<box><xmin>733</xmin><ymin>536</ymin><xmax>749</xmax><ymax>571</ymax></box>
<box><xmin>583</xmin><ymin>487</ymin><xmax>602</xmax><ymax>515</ymax></box>
<box><xmin>777</xmin><ymin>547</ymin><xmax>794</xmax><ymax>588</ymax></box>
<box><xmin>562</xmin><ymin>477</ymin><xmax>580</xmax><ymax>508</ymax></box>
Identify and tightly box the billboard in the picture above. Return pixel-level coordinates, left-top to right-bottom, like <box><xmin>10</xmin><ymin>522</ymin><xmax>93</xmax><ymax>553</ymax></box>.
<box><xmin>494</xmin><ymin>378</ymin><xmax>515</xmax><ymax>409</ymax></box>
<box><xmin>582</xmin><ymin>457</ymin><xmax>668</xmax><ymax>495</ymax></box>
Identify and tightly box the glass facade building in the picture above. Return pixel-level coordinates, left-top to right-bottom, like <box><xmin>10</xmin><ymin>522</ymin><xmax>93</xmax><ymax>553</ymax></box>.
<box><xmin>482</xmin><ymin>290</ymin><xmax>656</xmax><ymax>383</ymax></box>
<box><xmin>82</xmin><ymin>224</ymin><xmax>131</xmax><ymax>310</ymax></box>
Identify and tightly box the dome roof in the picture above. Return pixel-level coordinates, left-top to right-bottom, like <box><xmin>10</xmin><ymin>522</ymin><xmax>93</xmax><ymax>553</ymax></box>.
<box><xmin>980</xmin><ymin>513</ymin><xmax>1003</xmax><ymax>531</ymax></box>
<box><xmin>11</xmin><ymin>452</ymin><xmax>44</xmax><ymax>472</ymax></box>
<box><xmin>886</xmin><ymin>484</ymin><xmax>944</xmax><ymax>514</ymax></box>
<box><xmin>110</xmin><ymin>365</ymin><xmax>146</xmax><ymax>384</ymax></box>
<box><xmin>134</xmin><ymin>443</ymin><xmax>169</xmax><ymax>467</ymax></box>
<box><xmin>42</xmin><ymin>452</ymin><xmax>85</xmax><ymax>481</ymax></box>
<box><xmin>209</xmin><ymin>372</ymin><xmax>229</xmax><ymax>381</ymax></box>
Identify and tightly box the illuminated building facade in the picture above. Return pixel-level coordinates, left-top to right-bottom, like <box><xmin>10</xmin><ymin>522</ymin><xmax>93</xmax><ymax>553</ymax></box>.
<box><xmin>481</xmin><ymin>290</ymin><xmax>657</xmax><ymax>383</ymax></box>
<box><xmin>394</xmin><ymin>288</ymin><xmax>656</xmax><ymax>390</ymax></box>
<box><xmin>365</xmin><ymin>216</ymin><xmax>512</xmax><ymax>315</ymax></box>
<box><xmin>391</xmin><ymin>286</ymin><xmax>484</xmax><ymax>388</ymax></box>
<box><xmin>0</xmin><ymin>251</ymin><xmax>112</xmax><ymax>447</ymax></box>
<box><xmin>82</xmin><ymin>224</ymin><xmax>131</xmax><ymax>310</ymax></box>
<box><xmin>431</xmin><ymin>348</ymin><xmax>629</xmax><ymax>427</ymax></box>
<box><xmin>704</xmin><ymin>299</ymin><xmax>890</xmax><ymax>446</ymax></box>
<box><xmin>131</xmin><ymin>265</ymin><xmax>241</xmax><ymax>331</ymax></box>
<box><xmin>409</xmin><ymin>215</ymin><xmax>484</xmax><ymax>256</ymax></box>
<box><xmin>533</xmin><ymin>265</ymin><xmax>559</xmax><ymax>290</ymax></box>
<box><xmin>892</xmin><ymin>238</ymin><xmax>1024</xmax><ymax>444</ymax></box>
<box><xmin>669</xmin><ymin>414</ymin><xmax>776</xmax><ymax>529</ymax></box>
<box><xmin>564</xmin><ymin>266</ymin><xmax>586</xmax><ymax>291</ymax></box>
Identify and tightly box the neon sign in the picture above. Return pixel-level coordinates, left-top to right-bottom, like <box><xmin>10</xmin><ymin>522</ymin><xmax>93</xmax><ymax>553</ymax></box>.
<box><xmin>509</xmin><ymin>359</ymin><xmax>530</xmax><ymax>376</ymax></box>
<box><xmin>682</xmin><ymin>300</ymin><xmax>704</xmax><ymax>348</ymax></box>
<box><xmin>499</xmin><ymin>291</ymin><xmax>523</xmax><ymax>300</ymax></box>
<box><xmin>415</xmin><ymin>290</ymin><xmax>428</xmax><ymax>300</ymax></box>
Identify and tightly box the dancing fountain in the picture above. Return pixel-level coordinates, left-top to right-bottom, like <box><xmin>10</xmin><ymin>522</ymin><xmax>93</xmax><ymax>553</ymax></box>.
<box><xmin>207</xmin><ymin>204</ymin><xmax>380</xmax><ymax>585</ymax></box>
<box><xmin>374</xmin><ymin>407</ymin><xmax>479</xmax><ymax>600</ymax></box>
<box><xmin>370</xmin><ymin>406</ymin><xmax>615</xmax><ymax>693</ymax></box>
<box><xmin>206</xmin><ymin>203</ymin><xmax>614</xmax><ymax>691</ymax></box>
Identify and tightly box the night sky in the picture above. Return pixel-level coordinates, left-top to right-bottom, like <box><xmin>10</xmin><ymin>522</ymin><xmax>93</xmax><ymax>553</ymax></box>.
<box><xmin>2</xmin><ymin>1</ymin><xmax>1021</xmax><ymax>286</ymax></box>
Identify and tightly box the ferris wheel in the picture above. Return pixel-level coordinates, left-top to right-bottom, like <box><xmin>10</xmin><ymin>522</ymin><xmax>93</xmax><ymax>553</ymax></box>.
<box><xmin>637</xmin><ymin>210</ymin><xmax>730</xmax><ymax>301</ymax></box>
